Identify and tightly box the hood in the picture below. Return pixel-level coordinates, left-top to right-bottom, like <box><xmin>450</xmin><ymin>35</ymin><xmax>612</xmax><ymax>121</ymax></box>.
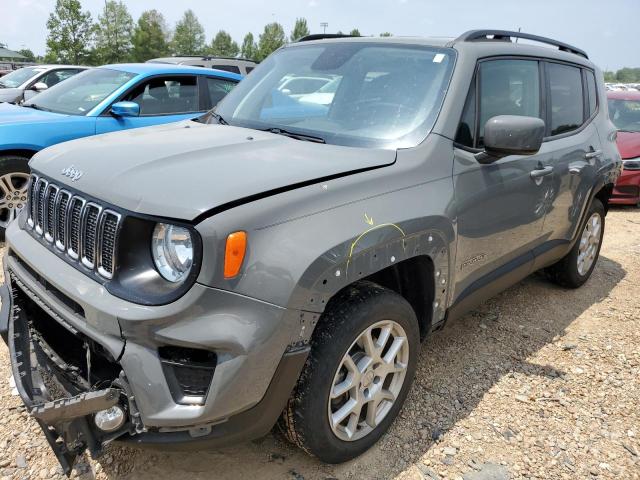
<box><xmin>616</xmin><ymin>131</ymin><xmax>640</xmax><ymax>159</ymax></box>
<box><xmin>0</xmin><ymin>88</ymin><xmax>23</xmax><ymax>103</ymax></box>
<box><xmin>0</xmin><ymin>101</ymin><xmax>65</xmax><ymax>125</ymax></box>
<box><xmin>31</xmin><ymin>121</ymin><xmax>396</xmax><ymax>221</ymax></box>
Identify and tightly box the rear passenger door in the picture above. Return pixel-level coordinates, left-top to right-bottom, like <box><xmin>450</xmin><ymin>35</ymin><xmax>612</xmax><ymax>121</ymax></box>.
<box><xmin>534</xmin><ymin>62</ymin><xmax>601</xmax><ymax>261</ymax></box>
<box><xmin>95</xmin><ymin>75</ymin><xmax>203</xmax><ymax>135</ymax></box>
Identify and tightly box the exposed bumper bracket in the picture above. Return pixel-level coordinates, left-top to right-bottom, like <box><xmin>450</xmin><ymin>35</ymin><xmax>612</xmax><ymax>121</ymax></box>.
<box><xmin>30</xmin><ymin>388</ymin><xmax>120</xmax><ymax>424</ymax></box>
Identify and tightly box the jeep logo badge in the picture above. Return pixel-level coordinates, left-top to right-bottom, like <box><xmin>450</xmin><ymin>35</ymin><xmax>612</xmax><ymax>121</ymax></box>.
<box><xmin>61</xmin><ymin>165</ymin><xmax>83</xmax><ymax>182</ymax></box>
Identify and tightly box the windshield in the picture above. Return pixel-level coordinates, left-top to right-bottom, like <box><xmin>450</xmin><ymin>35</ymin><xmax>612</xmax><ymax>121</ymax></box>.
<box><xmin>608</xmin><ymin>98</ymin><xmax>640</xmax><ymax>133</ymax></box>
<box><xmin>27</xmin><ymin>68</ymin><xmax>136</xmax><ymax>115</ymax></box>
<box><xmin>0</xmin><ymin>67</ymin><xmax>45</xmax><ymax>88</ymax></box>
<box><xmin>214</xmin><ymin>42</ymin><xmax>455</xmax><ymax>148</ymax></box>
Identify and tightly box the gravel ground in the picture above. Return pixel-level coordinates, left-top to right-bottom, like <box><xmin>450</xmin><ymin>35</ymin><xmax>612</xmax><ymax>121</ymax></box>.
<box><xmin>0</xmin><ymin>207</ymin><xmax>639</xmax><ymax>480</ymax></box>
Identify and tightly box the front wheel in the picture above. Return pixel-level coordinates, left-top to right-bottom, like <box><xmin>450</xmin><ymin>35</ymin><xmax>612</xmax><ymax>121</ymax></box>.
<box><xmin>0</xmin><ymin>155</ymin><xmax>31</xmax><ymax>240</ymax></box>
<box><xmin>545</xmin><ymin>198</ymin><xmax>605</xmax><ymax>288</ymax></box>
<box><xmin>280</xmin><ymin>281</ymin><xmax>420</xmax><ymax>463</ymax></box>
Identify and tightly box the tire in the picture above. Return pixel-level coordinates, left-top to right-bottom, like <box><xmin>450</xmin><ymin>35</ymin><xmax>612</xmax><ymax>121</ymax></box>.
<box><xmin>545</xmin><ymin>198</ymin><xmax>605</xmax><ymax>288</ymax></box>
<box><xmin>0</xmin><ymin>155</ymin><xmax>31</xmax><ymax>241</ymax></box>
<box><xmin>280</xmin><ymin>281</ymin><xmax>420</xmax><ymax>463</ymax></box>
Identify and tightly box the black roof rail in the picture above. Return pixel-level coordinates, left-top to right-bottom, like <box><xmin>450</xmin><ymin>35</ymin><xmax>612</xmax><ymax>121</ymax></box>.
<box><xmin>453</xmin><ymin>29</ymin><xmax>588</xmax><ymax>59</ymax></box>
<box><xmin>297</xmin><ymin>33</ymin><xmax>359</xmax><ymax>42</ymax></box>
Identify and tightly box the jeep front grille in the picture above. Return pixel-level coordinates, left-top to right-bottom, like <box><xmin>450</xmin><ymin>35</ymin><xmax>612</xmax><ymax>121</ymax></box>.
<box><xmin>26</xmin><ymin>175</ymin><xmax>122</xmax><ymax>279</ymax></box>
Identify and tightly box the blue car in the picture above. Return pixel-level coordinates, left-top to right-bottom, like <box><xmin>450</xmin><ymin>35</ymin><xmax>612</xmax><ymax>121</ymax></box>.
<box><xmin>0</xmin><ymin>63</ymin><xmax>241</xmax><ymax>233</ymax></box>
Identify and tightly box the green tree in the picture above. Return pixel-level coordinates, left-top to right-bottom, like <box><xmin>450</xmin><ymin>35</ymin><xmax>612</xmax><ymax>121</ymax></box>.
<box><xmin>349</xmin><ymin>28</ymin><xmax>361</xmax><ymax>36</ymax></box>
<box><xmin>290</xmin><ymin>17</ymin><xmax>310</xmax><ymax>42</ymax></box>
<box><xmin>172</xmin><ymin>9</ymin><xmax>206</xmax><ymax>55</ymax></box>
<box><xmin>94</xmin><ymin>1</ymin><xmax>133</xmax><ymax>63</ymax></box>
<box><xmin>18</xmin><ymin>49</ymin><xmax>36</xmax><ymax>62</ymax></box>
<box><xmin>132</xmin><ymin>10</ymin><xmax>169</xmax><ymax>62</ymax></box>
<box><xmin>240</xmin><ymin>32</ymin><xmax>257</xmax><ymax>60</ymax></box>
<box><xmin>257</xmin><ymin>22</ymin><xmax>286</xmax><ymax>61</ymax></box>
<box><xmin>616</xmin><ymin>67</ymin><xmax>640</xmax><ymax>83</ymax></box>
<box><xmin>603</xmin><ymin>71</ymin><xmax>616</xmax><ymax>83</ymax></box>
<box><xmin>45</xmin><ymin>0</ymin><xmax>94</xmax><ymax>64</ymax></box>
<box><xmin>380</xmin><ymin>32</ymin><xmax>393</xmax><ymax>37</ymax></box>
<box><xmin>209</xmin><ymin>30</ymin><xmax>239</xmax><ymax>57</ymax></box>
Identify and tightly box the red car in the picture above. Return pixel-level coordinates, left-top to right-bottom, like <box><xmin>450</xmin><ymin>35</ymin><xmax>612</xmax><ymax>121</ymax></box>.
<box><xmin>608</xmin><ymin>91</ymin><xmax>640</xmax><ymax>206</ymax></box>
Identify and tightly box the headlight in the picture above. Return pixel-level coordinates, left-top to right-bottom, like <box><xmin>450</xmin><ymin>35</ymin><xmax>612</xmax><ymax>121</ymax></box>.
<box><xmin>152</xmin><ymin>223</ymin><xmax>194</xmax><ymax>283</ymax></box>
<box><xmin>623</xmin><ymin>158</ymin><xmax>640</xmax><ymax>171</ymax></box>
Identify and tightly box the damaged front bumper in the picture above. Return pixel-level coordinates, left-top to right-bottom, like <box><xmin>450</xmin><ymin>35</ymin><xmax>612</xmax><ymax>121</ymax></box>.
<box><xmin>0</xmin><ymin>275</ymin><xmax>140</xmax><ymax>475</ymax></box>
<box><xmin>0</xmin><ymin>244</ymin><xmax>309</xmax><ymax>475</ymax></box>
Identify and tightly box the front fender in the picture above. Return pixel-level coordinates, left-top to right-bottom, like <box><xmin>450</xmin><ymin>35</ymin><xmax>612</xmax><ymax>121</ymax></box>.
<box><xmin>195</xmin><ymin>135</ymin><xmax>457</xmax><ymax>347</ymax></box>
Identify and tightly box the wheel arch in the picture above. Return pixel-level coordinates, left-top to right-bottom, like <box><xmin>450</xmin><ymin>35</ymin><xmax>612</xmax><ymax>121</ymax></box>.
<box><xmin>288</xmin><ymin>219</ymin><xmax>454</xmax><ymax>347</ymax></box>
<box><xmin>0</xmin><ymin>149</ymin><xmax>39</xmax><ymax>160</ymax></box>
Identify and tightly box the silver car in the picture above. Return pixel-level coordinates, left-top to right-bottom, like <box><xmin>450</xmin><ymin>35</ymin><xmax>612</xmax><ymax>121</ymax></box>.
<box><xmin>0</xmin><ymin>65</ymin><xmax>87</xmax><ymax>104</ymax></box>
<box><xmin>147</xmin><ymin>56</ymin><xmax>256</xmax><ymax>76</ymax></box>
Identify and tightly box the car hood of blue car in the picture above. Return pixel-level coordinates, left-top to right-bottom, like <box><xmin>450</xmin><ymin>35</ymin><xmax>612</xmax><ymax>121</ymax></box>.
<box><xmin>0</xmin><ymin>102</ymin><xmax>70</xmax><ymax>125</ymax></box>
<box><xmin>0</xmin><ymin>102</ymin><xmax>94</xmax><ymax>151</ymax></box>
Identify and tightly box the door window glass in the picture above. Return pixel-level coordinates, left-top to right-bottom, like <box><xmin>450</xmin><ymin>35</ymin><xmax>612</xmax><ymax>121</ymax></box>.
<box><xmin>586</xmin><ymin>70</ymin><xmax>598</xmax><ymax>117</ymax></box>
<box><xmin>206</xmin><ymin>77</ymin><xmax>237</xmax><ymax>106</ymax></box>
<box><xmin>547</xmin><ymin>63</ymin><xmax>584</xmax><ymax>135</ymax></box>
<box><xmin>39</xmin><ymin>69</ymin><xmax>82</xmax><ymax>88</ymax></box>
<box><xmin>123</xmin><ymin>76</ymin><xmax>199</xmax><ymax>115</ymax></box>
<box><xmin>478</xmin><ymin>60</ymin><xmax>540</xmax><ymax>145</ymax></box>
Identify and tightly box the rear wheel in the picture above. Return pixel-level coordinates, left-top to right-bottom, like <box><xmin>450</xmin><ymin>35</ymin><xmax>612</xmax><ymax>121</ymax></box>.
<box><xmin>280</xmin><ymin>281</ymin><xmax>419</xmax><ymax>463</ymax></box>
<box><xmin>0</xmin><ymin>156</ymin><xmax>31</xmax><ymax>240</ymax></box>
<box><xmin>545</xmin><ymin>198</ymin><xmax>605</xmax><ymax>288</ymax></box>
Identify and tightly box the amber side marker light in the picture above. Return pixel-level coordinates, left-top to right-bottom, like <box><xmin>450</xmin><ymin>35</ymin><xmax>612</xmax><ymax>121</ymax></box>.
<box><xmin>224</xmin><ymin>231</ymin><xmax>247</xmax><ymax>278</ymax></box>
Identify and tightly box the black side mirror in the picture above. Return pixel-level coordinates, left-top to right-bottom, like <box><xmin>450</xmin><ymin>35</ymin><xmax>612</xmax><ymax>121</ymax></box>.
<box><xmin>476</xmin><ymin>115</ymin><xmax>545</xmax><ymax>164</ymax></box>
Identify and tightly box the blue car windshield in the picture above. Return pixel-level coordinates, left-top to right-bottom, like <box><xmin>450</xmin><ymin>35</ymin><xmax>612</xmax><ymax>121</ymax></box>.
<box><xmin>0</xmin><ymin>67</ymin><xmax>46</xmax><ymax>88</ymax></box>
<box><xmin>214</xmin><ymin>42</ymin><xmax>455</xmax><ymax>148</ymax></box>
<box><xmin>27</xmin><ymin>68</ymin><xmax>136</xmax><ymax>116</ymax></box>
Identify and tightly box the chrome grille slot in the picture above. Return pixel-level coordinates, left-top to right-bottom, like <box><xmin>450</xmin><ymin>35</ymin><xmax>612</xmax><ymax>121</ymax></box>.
<box><xmin>67</xmin><ymin>197</ymin><xmax>85</xmax><ymax>260</ymax></box>
<box><xmin>81</xmin><ymin>203</ymin><xmax>102</xmax><ymax>269</ymax></box>
<box><xmin>35</xmin><ymin>178</ymin><xmax>48</xmax><ymax>235</ymax></box>
<box><xmin>44</xmin><ymin>184</ymin><xmax>59</xmax><ymax>243</ymax></box>
<box><xmin>97</xmin><ymin>210</ymin><xmax>121</xmax><ymax>279</ymax></box>
<box><xmin>25</xmin><ymin>176</ymin><xmax>123</xmax><ymax>280</ymax></box>
<box><xmin>54</xmin><ymin>191</ymin><xmax>71</xmax><ymax>251</ymax></box>
<box><xmin>27</xmin><ymin>174</ymin><xmax>38</xmax><ymax>228</ymax></box>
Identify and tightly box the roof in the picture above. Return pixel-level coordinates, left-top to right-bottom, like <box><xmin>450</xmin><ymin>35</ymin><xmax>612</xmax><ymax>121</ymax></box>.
<box><xmin>288</xmin><ymin>30</ymin><xmax>593</xmax><ymax>67</ymax></box>
<box><xmin>607</xmin><ymin>90</ymin><xmax>640</xmax><ymax>101</ymax></box>
<box><xmin>0</xmin><ymin>47</ymin><xmax>27</xmax><ymax>60</ymax></box>
<box><xmin>100</xmin><ymin>63</ymin><xmax>243</xmax><ymax>80</ymax></box>
<box><xmin>148</xmin><ymin>56</ymin><xmax>256</xmax><ymax>64</ymax></box>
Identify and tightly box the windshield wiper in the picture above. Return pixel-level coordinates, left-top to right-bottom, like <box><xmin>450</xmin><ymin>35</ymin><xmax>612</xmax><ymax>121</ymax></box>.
<box><xmin>209</xmin><ymin>112</ymin><xmax>228</xmax><ymax>125</ymax></box>
<box><xmin>22</xmin><ymin>103</ymin><xmax>52</xmax><ymax>112</ymax></box>
<box><xmin>0</xmin><ymin>82</ymin><xmax>6</xmax><ymax>88</ymax></box>
<box><xmin>262</xmin><ymin>127</ymin><xmax>326</xmax><ymax>144</ymax></box>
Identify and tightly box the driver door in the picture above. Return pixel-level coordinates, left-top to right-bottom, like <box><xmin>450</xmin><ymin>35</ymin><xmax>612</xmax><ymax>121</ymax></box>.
<box><xmin>452</xmin><ymin>58</ymin><xmax>553</xmax><ymax>300</ymax></box>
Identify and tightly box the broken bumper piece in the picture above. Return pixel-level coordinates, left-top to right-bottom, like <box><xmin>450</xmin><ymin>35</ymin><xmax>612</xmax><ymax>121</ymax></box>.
<box><xmin>1</xmin><ymin>279</ymin><xmax>133</xmax><ymax>476</ymax></box>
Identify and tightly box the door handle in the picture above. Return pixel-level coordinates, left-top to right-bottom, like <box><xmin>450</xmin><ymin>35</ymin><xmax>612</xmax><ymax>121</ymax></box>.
<box><xmin>585</xmin><ymin>150</ymin><xmax>602</xmax><ymax>159</ymax></box>
<box><xmin>530</xmin><ymin>166</ymin><xmax>554</xmax><ymax>179</ymax></box>
<box><xmin>569</xmin><ymin>165</ymin><xmax>584</xmax><ymax>175</ymax></box>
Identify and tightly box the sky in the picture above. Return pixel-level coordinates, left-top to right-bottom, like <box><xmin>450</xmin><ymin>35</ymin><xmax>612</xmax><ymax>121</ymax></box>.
<box><xmin>1</xmin><ymin>0</ymin><xmax>638</xmax><ymax>71</ymax></box>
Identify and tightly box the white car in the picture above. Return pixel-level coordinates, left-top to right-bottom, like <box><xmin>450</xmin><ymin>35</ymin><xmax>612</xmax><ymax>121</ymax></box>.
<box><xmin>0</xmin><ymin>65</ymin><xmax>87</xmax><ymax>104</ymax></box>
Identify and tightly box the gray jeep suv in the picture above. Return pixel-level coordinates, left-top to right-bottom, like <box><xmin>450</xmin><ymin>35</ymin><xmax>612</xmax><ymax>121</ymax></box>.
<box><xmin>0</xmin><ymin>30</ymin><xmax>621</xmax><ymax>473</ymax></box>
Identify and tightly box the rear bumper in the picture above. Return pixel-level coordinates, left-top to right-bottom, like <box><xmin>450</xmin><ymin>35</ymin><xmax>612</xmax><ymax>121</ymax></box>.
<box><xmin>611</xmin><ymin>169</ymin><xmax>640</xmax><ymax>205</ymax></box>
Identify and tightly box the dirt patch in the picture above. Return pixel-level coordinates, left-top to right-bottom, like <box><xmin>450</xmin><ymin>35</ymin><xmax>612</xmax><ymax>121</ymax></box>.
<box><xmin>0</xmin><ymin>207</ymin><xmax>638</xmax><ymax>480</ymax></box>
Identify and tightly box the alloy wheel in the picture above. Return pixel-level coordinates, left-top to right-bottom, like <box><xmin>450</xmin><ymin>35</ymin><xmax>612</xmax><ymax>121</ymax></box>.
<box><xmin>0</xmin><ymin>172</ymin><xmax>30</xmax><ymax>228</ymax></box>
<box><xmin>328</xmin><ymin>320</ymin><xmax>409</xmax><ymax>442</ymax></box>
<box><xmin>577</xmin><ymin>212</ymin><xmax>602</xmax><ymax>276</ymax></box>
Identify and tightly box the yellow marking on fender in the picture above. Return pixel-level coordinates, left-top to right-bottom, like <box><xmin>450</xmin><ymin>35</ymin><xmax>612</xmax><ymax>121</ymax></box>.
<box><xmin>364</xmin><ymin>213</ymin><xmax>374</xmax><ymax>226</ymax></box>
<box><xmin>346</xmin><ymin>223</ymin><xmax>406</xmax><ymax>274</ymax></box>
